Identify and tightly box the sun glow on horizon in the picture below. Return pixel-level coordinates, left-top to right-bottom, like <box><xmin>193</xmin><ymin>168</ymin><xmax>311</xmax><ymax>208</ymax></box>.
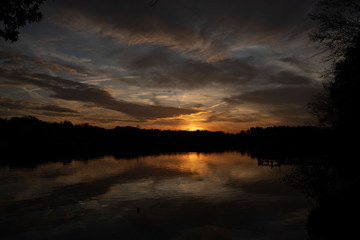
<box><xmin>186</xmin><ymin>125</ymin><xmax>204</xmax><ymax>131</ymax></box>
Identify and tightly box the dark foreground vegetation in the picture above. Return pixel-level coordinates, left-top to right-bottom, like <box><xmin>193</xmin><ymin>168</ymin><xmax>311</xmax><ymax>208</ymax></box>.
<box><xmin>300</xmin><ymin>2</ymin><xmax>360</xmax><ymax>237</ymax></box>
<box><xmin>0</xmin><ymin>116</ymin><xmax>333</xmax><ymax>165</ymax></box>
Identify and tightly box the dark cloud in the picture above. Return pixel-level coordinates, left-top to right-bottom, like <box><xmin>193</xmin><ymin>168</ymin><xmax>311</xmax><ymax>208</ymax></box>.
<box><xmin>222</xmin><ymin>86</ymin><xmax>320</xmax><ymax>125</ymax></box>
<box><xmin>0</xmin><ymin>51</ymin><xmax>88</xmax><ymax>77</ymax></box>
<box><xmin>116</xmin><ymin>47</ymin><xmax>256</xmax><ymax>89</ymax></box>
<box><xmin>0</xmin><ymin>68</ymin><xmax>198</xmax><ymax>120</ymax></box>
<box><xmin>269</xmin><ymin>71</ymin><xmax>312</xmax><ymax>85</ymax></box>
<box><xmin>204</xmin><ymin>113</ymin><xmax>258</xmax><ymax>124</ymax></box>
<box><xmin>49</xmin><ymin>0</ymin><xmax>316</xmax><ymax>60</ymax></box>
<box><xmin>0</xmin><ymin>97</ymin><xmax>25</xmax><ymax>110</ymax></box>
<box><xmin>224</xmin><ymin>86</ymin><xmax>320</xmax><ymax>106</ymax></box>
<box><xmin>111</xmin><ymin>46</ymin><xmax>315</xmax><ymax>90</ymax></box>
<box><xmin>280</xmin><ymin>56</ymin><xmax>305</xmax><ymax>65</ymax></box>
<box><xmin>36</xmin><ymin>105</ymin><xmax>79</xmax><ymax>113</ymax></box>
<box><xmin>0</xmin><ymin>97</ymin><xmax>80</xmax><ymax>118</ymax></box>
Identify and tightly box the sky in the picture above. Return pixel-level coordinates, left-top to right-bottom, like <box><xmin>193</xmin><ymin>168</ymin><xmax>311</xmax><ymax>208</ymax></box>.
<box><xmin>0</xmin><ymin>0</ymin><xmax>328</xmax><ymax>132</ymax></box>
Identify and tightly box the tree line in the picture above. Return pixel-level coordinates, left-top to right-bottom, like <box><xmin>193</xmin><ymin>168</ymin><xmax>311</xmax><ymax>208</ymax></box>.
<box><xmin>0</xmin><ymin>116</ymin><xmax>332</xmax><ymax>164</ymax></box>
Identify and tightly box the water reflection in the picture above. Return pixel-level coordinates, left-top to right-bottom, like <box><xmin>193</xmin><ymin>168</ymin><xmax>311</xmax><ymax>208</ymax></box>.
<box><xmin>0</xmin><ymin>152</ymin><xmax>311</xmax><ymax>240</ymax></box>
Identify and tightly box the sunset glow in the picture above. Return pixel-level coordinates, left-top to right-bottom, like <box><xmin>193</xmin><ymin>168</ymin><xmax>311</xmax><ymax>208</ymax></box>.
<box><xmin>186</xmin><ymin>126</ymin><xmax>203</xmax><ymax>131</ymax></box>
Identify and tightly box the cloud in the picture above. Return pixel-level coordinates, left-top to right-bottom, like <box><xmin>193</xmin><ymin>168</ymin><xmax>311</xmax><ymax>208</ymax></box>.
<box><xmin>109</xmin><ymin>45</ymin><xmax>316</xmax><ymax>92</ymax></box>
<box><xmin>0</xmin><ymin>51</ymin><xmax>88</xmax><ymax>77</ymax></box>
<box><xmin>0</xmin><ymin>68</ymin><xmax>199</xmax><ymax>120</ymax></box>
<box><xmin>0</xmin><ymin>97</ymin><xmax>80</xmax><ymax>117</ymax></box>
<box><xmin>204</xmin><ymin>113</ymin><xmax>258</xmax><ymax>124</ymax></box>
<box><xmin>36</xmin><ymin>105</ymin><xmax>79</xmax><ymax>113</ymax></box>
<box><xmin>268</xmin><ymin>71</ymin><xmax>312</xmax><ymax>85</ymax></box>
<box><xmin>48</xmin><ymin>0</ymin><xmax>317</xmax><ymax>61</ymax></box>
<box><xmin>224</xmin><ymin>86</ymin><xmax>320</xmax><ymax>106</ymax></box>
<box><xmin>0</xmin><ymin>0</ymin><xmax>322</xmax><ymax>130</ymax></box>
<box><xmin>0</xmin><ymin>97</ymin><xmax>26</xmax><ymax>110</ymax></box>
<box><xmin>222</xmin><ymin>85</ymin><xmax>321</xmax><ymax>125</ymax></box>
<box><xmin>114</xmin><ymin>47</ymin><xmax>257</xmax><ymax>89</ymax></box>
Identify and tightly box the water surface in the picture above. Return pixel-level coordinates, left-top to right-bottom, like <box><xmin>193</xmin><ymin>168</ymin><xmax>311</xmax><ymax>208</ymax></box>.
<box><xmin>0</xmin><ymin>152</ymin><xmax>312</xmax><ymax>240</ymax></box>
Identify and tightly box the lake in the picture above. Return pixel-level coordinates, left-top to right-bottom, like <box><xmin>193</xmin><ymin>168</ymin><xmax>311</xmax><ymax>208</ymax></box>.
<box><xmin>0</xmin><ymin>151</ymin><xmax>313</xmax><ymax>240</ymax></box>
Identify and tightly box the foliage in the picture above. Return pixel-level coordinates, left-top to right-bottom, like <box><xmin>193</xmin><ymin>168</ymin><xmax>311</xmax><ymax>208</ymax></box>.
<box><xmin>309</xmin><ymin>0</ymin><xmax>360</xmax><ymax>60</ymax></box>
<box><xmin>307</xmin><ymin>82</ymin><xmax>338</xmax><ymax>128</ymax></box>
<box><xmin>308</xmin><ymin>0</ymin><xmax>360</xmax><ymax>130</ymax></box>
<box><xmin>0</xmin><ymin>0</ymin><xmax>46</xmax><ymax>42</ymax></box>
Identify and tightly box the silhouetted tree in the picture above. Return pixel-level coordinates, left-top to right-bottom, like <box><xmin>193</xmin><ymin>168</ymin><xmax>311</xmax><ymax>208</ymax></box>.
<box><xmin>309</xmin><ymin>0</ymin><xmax>360</xmax><ymax>60</ymax></box>
<box><xmin>329</xmin><ymin>39</ymin><xmax>360</xmax><ymax>131</ymax></box>
<box><xmin>305</xmin><ymin>4</ymin><xmax>360</xmax><ymax>236</ymax></box>
<box><xmin>0</xmin><ymin>0</ymin><xmax>46</xmax><ymax>42</ymax></box>
<box><xmin>307</xmin><ymin>82</ymin><xmax>338</xmax><ymax>128</ymax></box>
<box><xmin>308</xmin><ymin>0</ymin><xmax>360</xmax><ymax>130</ymax></box>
